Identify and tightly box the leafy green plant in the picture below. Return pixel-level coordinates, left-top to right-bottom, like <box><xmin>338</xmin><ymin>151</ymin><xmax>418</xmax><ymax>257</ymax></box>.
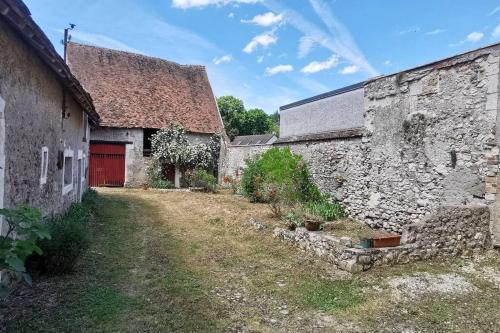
<box><xmin>150</xmin><ymin>179</ymin><xmax>175</xmax><ymax>189</ymax></box>
<box><xmin>240</xmin><ymin>147</ymin><xmax>321</xmax><ymax>204</ymax></box>
<box><xmin>282</xmin><ymin>210</ymin><xmax>303</xmax><ymax>227</ymax></box>
<box><xmin>185</xmin><ymin>169</ymin><xmax>218</xmax><ymax>193</ymax></box>
<box><xmin>305</xmin><ymin>200</ymin><xmax>346</xmax><ymax>221</ymax></box>
<box><xmin>0</xmin><ymin>205</ymin><xmax>50</xmax><ymax>297</ymax></box>
<box><xmin>33</xmin><ymin>190</ymin><xmax>98</xmax><ymax>275</ymax></box>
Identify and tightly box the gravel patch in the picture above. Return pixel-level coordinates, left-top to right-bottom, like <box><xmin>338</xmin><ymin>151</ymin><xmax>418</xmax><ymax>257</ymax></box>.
<box><xmin>388</xmin><ymin>273</ymin><xmax>477</xmax><ymax>300</ymax></box>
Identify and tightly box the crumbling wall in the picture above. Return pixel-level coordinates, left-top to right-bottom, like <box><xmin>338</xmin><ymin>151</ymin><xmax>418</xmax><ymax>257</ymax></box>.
<box><xmin>346</xmin><ymin>47</ymin><xmax>500</xmax><ymax>232</ymax></box>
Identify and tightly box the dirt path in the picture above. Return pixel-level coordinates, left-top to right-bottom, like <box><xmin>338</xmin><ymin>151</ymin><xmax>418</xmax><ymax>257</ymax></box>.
<box><xmin>3</xmin><ymin>189</ymin><xmax>500</xmax><ymax>332</ymax></box>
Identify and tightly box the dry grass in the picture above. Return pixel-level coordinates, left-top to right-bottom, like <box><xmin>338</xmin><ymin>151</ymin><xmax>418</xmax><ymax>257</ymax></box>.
<box><xmin>3</xmin><ymin>188</ymin><xmax>500</xmax><ymax>332</ymax></box>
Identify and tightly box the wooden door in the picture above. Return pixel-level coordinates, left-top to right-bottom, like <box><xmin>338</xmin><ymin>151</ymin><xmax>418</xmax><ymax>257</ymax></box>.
<box><xmin>89</xmin><ymin>143</ymin><xmax>126</xmax><ymax>187</ymax></box>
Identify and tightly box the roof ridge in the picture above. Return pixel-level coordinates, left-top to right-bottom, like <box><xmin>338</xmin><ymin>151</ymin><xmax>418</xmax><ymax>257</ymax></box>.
<box><xmin>68</xmin><ymin>41</ymin><xmax>206</xmax><ymax>70</ymax></box>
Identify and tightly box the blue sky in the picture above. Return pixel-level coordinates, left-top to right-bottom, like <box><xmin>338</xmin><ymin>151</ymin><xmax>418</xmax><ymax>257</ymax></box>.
<box><xmin>25</xmin><ymin>0</ymin><xmax>500</xmax><ymax>113</ymax></box>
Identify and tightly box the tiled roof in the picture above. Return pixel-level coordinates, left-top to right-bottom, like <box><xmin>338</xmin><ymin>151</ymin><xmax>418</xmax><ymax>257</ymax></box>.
<box><xmin>231</xmin><ymin>134</ymin><xmax>277</xmax><ymax>146</ymax></box>
<box><xmin>67</xmin><ymin>42</ymin><xmax>224</xmax><ymax>133</ymax></box>
<box><xmin>0</xmin><ymin>0</ymin><xmax>99</xmax><ymax>123</ymax></box>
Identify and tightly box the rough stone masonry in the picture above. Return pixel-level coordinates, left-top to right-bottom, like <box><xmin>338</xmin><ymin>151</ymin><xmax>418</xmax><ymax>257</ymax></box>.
<box><xmin>280</xmin><ymin>44</ymin><xmax>500</xmax><ymax>244</ymax></box>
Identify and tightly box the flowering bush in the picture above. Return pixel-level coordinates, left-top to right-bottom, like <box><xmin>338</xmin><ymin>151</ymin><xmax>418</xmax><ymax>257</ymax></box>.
<box><xmin>147</xmin><ymin>125</ymin><xmax>221</xmax><ymax>186</ymax></box>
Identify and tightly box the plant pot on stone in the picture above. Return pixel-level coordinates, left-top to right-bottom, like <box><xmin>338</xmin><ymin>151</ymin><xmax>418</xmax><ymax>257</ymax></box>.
<box><xmin>304</xmin><ymin>219</ymin><xmax>321</xmax><ymax>231</ymax></box>
<box><xmin>357</xmin><ymin>231</ymin><xmax>373</xmax><ymax>248</ymax></box>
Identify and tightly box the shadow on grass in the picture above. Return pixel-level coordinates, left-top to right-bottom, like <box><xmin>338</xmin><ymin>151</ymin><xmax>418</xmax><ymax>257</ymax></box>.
<box><xmin>6</xmin><ymin>192</ymin><xmax>221</xmax><ymax>332</ymax></box>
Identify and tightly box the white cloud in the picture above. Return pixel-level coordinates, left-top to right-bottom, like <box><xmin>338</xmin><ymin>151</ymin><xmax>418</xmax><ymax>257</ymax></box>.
<box><xmin>301</xmin><ymin>54</ymin><xmax>339</xmax><ymax>74</ymax></box>
<box><xmin>228</xmin><ymin>12</ymin><xmax>235</xmax><ymax>18</ymax></box>
<box><xmin>383</xmin><ymin>60</ymin><xmax>392</xmax><ymax>67</ymax></box>
<box><xmin>257</xmin><ymin>55</ymin><xmax>264</xmax><ymax>63</ymax></box>
<box><xmin>68</xmin><ymin>30</ymin><xmax>144</xmax><ymax>55</ymax></box>
<box><xmin>493</xmin><ymin>25</ymin><xmax>500</xmax><ymax>39</ymax></box>
<box><xmin>172</xmin><ymin>0</ymin><xmax>259</xmax><ymax>9</ymax></box>
<box><xmin>298</xmin><ymin>36</ymin><xmax>316</xmax><ymax>58</ymax></box>
<box><xmin>265</xmin><ymin>64</ymin><xmax>293</xmax><ymax>76</ymax></box>
<box><xmin>399</xmin><ymin>27</ymin><xmax>420</xmax><ymax>35</ymax></box>
<box><xmin>243</xmin><ymin>30</ymin><xmax>278</xmax><ymax>53</ymax></box>
<box><xmin>426</xmin><ymin>29</ymin><xmax>445</xmax><ymax>36</ymax></box>
<box><xmin>449</xmin><ymin>31</ymin><xmax>485</xmax><ymax>47</ymax></box>
<box><xmin>340</xmin><ymin>65</ymin><xmax>359</xmax><ymax>75</ymax></box>
<box><xmin>213</xmin><ymin>54</ymin><xmax>233</xmax><ymax>65</ymax></box>
<box><xmin>241</xmin><ymin>12</ymin><xmax>283</xmax><ymax>26</ymax></box>
<box><xmin>263</xmin><ymin>0</ymin><xmax>378</xmax><ymax>76</ymax></box>
<box><xmin>467</xmin><ymin>31</ymin><xmax>484</xmax><ymax>42</ymax></box>
<box><xmin>489</xmin><ymin>5</ymin><xmax>500</xmax><ymax>16</ymax></box>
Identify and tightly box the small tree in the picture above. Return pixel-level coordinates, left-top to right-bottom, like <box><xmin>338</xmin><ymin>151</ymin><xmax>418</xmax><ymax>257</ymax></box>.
<box><xmin>147</xmin><ymin>125</ymin><xmax>221</xmax><ymax>185</ymax></box>
<box><xmin>0</xmin><ymin>205</ymin><xmax>50</xmax><ymax>297</ymax></box>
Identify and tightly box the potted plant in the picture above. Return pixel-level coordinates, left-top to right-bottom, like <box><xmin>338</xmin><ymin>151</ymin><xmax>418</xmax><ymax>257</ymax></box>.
<box><xmin>282</xmin><ymin>211</ymin><xmax>302</xmax><ymax>231</ymax></box>
<box><xmin>357</xmin><ymin>231</ymin><xmax>373</xmax><ymax>248</ymax></box>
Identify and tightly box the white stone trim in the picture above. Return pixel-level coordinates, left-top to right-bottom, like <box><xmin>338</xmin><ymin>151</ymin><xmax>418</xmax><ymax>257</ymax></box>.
<box><xmin>40</xmin><ymin>146</ymin><xmax>49</xmax><ymax>185</ymax></box>
<box><xmin>62</xmin><ymin>148</ymin><xmax>74</xmax><ymax>195</ymax></box>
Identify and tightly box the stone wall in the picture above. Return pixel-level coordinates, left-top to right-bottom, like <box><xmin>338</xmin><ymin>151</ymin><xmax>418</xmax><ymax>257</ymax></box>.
<box><xmin>348</xmin><ymin>46</ymin><xmax>500</xmax><ymax>233</ymax></box>
<box><xmin>276</xmin><ymin>46</ymin><xmax>500</xmax><ymax>239</ymax></box>
<box><xmin>274</xmin><ymin>205</ymin><xmax>491</xmax><ymax>272</ymax></box>
<box><xmin>220</xmin><ymin>144</ymin><xmax>273</xmax><ymax>179</ymax></box>
<box><xmin>0</xmin><ymin>18</ymin><xmax>90</xmax><ymax>218</ymax></box>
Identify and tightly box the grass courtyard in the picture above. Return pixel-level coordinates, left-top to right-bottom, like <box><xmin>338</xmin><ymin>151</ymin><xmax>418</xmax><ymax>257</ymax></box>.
<box><xmin>2</xmin><ymin>188</ymin><xmax>500</xmax><ymax>332</ymax></box>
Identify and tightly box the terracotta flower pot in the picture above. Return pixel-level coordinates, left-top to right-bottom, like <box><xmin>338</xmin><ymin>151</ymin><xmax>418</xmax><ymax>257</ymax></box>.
<box><xmin>372</xmin><ymin>233</ymin><xmax>401</xmax><ymax>248</ymax></box>
<box><xmin>304</xmin><ymin>220</ymin><xmax>321</xmax><ymax>231</ymax></box>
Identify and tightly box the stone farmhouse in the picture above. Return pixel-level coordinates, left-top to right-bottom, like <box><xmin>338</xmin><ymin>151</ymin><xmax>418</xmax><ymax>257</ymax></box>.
<box><xmin>223</xmin><ymin>42</ymin><xmax>500</xmax><ymax>251</ymax></box>
<box><xmin>66</xmin><ymin>43</ymin><xmax>224</xmax><ymax>188</ymax></box>
<box><xmin>0</xmin><ymin>0</ymin><xmax>99</xmax><ymax>223</ymax></box>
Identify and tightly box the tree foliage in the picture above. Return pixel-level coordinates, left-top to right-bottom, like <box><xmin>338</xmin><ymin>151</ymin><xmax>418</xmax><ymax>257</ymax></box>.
<box><xmin>217</xmin><ymin>96</ymin><xmax>278</xmax><ymax>140</ymax></box>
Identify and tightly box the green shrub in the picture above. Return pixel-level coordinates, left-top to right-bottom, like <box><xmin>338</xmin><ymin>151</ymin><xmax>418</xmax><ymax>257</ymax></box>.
<box><xmin>240</xmin><ymin>147</ymin><xmax>321</xmax><ymax>204</ymax></box>
<box><xmin>150</xmin><ymin>179</ymin><xmax>175</xmax><ymax>189</ymax></box>
<box><xmin>305</xmin><ymin>200</ymin><xmax>346</xmax><ymax>221</ymax></box>
<box><xmin>34</xmin><ymin>189</ymin><xmax>98</xmax><ymax>275</ymax></box>
<box><xmin>185</xmin><ymin>169</ymin><xmax>218</xmax><ymax>193</ymax></box>
<box><xmin>0</xmin><ymin>205</ymin><xmax>50</xmax><ymax>297</ymax></box>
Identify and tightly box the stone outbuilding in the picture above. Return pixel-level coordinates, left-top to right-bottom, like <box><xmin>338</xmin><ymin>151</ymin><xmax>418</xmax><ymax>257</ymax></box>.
<box><xmin>66</xmin><ymin>43</ymin><xmax>224</xmax><ymax>187</ymax></box>
<box><xmin>0</xmin><ymin>0</ymin><xmax>99</xmax><ymax>224</ymax></box>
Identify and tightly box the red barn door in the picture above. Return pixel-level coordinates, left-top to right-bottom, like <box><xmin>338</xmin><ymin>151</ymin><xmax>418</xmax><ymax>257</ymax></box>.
<box><xmin>89</xmin><ymin>143</ymin><xmax>126</xmax><ymax>187</ymax></box>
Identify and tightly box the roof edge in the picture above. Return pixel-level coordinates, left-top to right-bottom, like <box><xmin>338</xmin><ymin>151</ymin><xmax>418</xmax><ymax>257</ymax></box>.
<box><xmin>275</xmin><ymin>127</ymin><xmax>363</xmax><ymax>144</ymax></box>
<box><xmin>279</xmin><ymin>82</ymin><xmax>364</xmax><ymax>111</ymax></box>
<box><xmin>0</xmin><ymin>0</ymin><xmax>99</xmax><ymax>123</ymax></box>
<box><xmin>67</xmin><ymin>41</ymin><xmax>207</xmax><ymax>70</ymax></box>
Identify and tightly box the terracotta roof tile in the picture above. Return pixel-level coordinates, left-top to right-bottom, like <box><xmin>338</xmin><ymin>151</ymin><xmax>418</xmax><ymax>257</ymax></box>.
<box><xmin>67</xmin><ymin>42</ymin><xmax>223</xmax><ymax>133</ymax></box>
